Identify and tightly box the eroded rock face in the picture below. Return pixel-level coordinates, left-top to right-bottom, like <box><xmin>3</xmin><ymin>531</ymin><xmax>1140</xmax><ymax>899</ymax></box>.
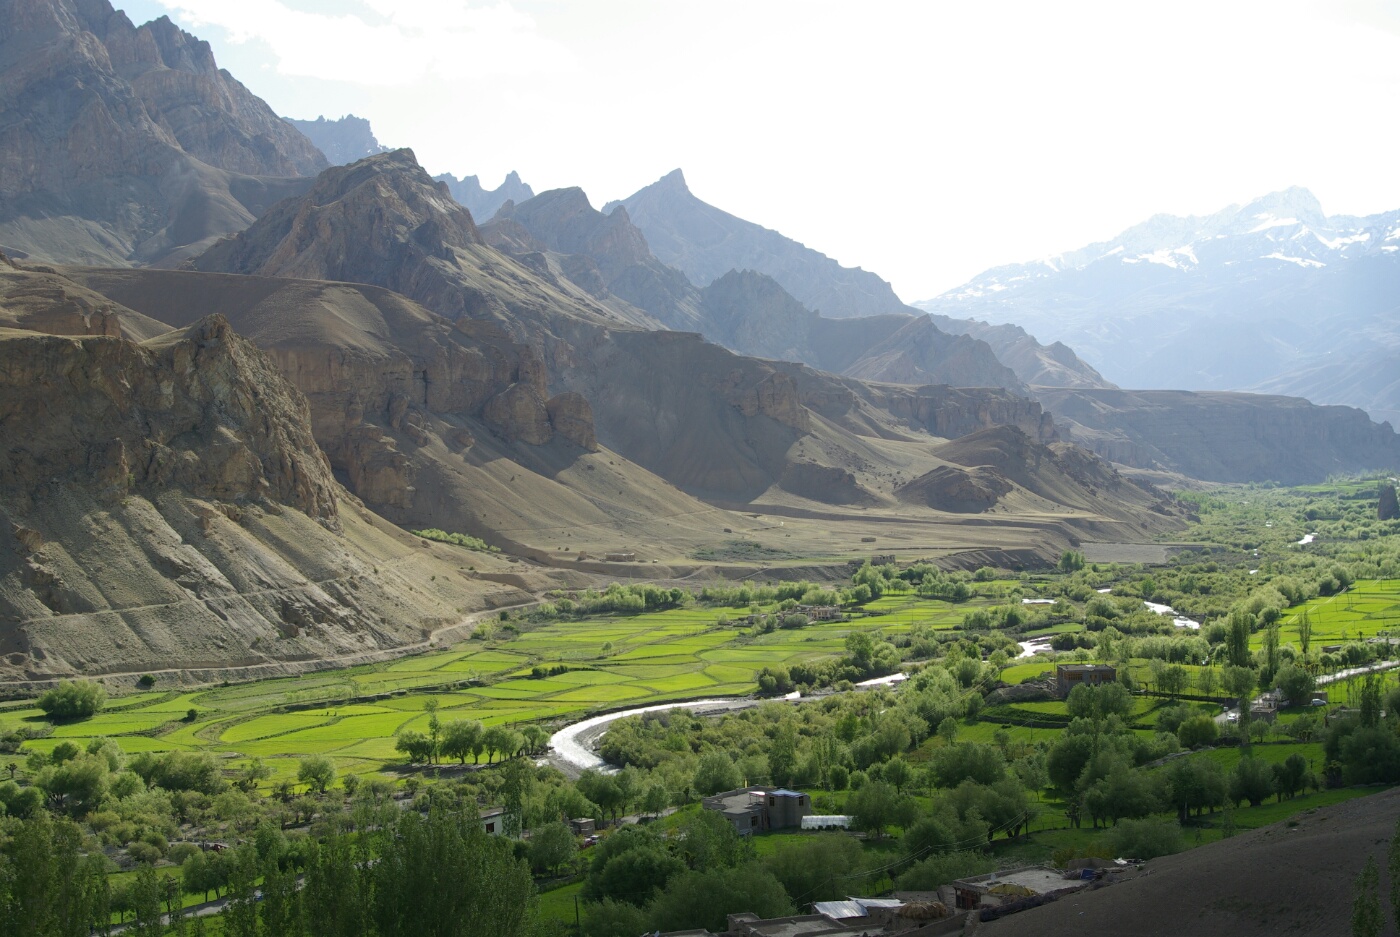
<box><xmin>0</xmin><ymin>314</ymin><xmax>338</xmax><ymax>522</ymax></box>
<box><xmin>483</xmin><ymin>383</ymin><xmax>552</xmax><ymax>446</ymax></box>
<box><xmin>546</xmin><ymin>392</ymin><xmax>599</xmax><ymax>451</ymax></box>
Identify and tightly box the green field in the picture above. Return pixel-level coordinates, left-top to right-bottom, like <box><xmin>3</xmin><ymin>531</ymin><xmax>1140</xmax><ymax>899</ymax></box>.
<box><xmin>4</xmin><ymin>592</ymin><xmax>1010</xmax><ymax>783</ymax></box>
<box><xmin>1274</xmin><ymin>579</ymin><xmax>1400</xmax><ymax>646</ymax></box>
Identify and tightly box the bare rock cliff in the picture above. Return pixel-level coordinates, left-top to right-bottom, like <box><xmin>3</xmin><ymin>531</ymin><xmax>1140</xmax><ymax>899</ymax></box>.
<box><xmin>0</xmin><ymin>314</ymin><xmax>338</xmax><ymax>520</ymax></box>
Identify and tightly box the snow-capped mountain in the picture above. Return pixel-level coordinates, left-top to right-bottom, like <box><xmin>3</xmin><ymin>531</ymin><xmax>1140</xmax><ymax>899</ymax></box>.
<box><xmin>917</xmin><ymin>188</ymin><xmax>1400</xmax><ymax>425</ymax></box>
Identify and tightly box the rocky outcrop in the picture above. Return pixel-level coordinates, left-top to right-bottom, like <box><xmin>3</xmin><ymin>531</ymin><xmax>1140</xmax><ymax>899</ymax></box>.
<box><xmin>0</xmin><ymin>307</ymin><xmax>536</xmax><ymax>681</ymax></box>
<box><xmin>1037</xmin><ymin>388</ymin><xmax>1400</xmax><ymax>484</ymax></box>
<box><xmin>0</xmin><ymin>315</ymin><xmax>338</xmax><ymax>521</ymax></box>
<box><xmin>0</xmin><ymin>0</ymin><xmax>323</xmax><ymax>266</ymax></box>
<box><xmin>286</xmin><ymin>114</ymin><xmax>389</xmax><ymax>166</ymax></box>
<box><xmin>546</xmin><ymin>392</ymin><xmax>599</xmax><ymax>451</ymax></box>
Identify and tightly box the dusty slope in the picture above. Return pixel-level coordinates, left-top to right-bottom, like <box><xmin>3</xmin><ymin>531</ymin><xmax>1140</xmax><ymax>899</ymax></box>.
<box><xmin>0</xmin><ymin>314</ymin><xmax>543</xmax><ymax>685</ymax></box>
<box><xmin>0</xmin><ymin>0</ymin><xmax>324</xmax><ymax>266</ymax></box>
<box><xmin>983</xmin><ymin>787</ymin><xmax>1400</xmax><ymax>937</ymax></box>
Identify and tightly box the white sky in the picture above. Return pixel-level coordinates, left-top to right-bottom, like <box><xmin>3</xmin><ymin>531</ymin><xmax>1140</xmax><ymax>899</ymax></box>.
<box><xmin>119</xmin><ymin>0</ymin><xmax>1400</xmax><ymax>301</ymax></box>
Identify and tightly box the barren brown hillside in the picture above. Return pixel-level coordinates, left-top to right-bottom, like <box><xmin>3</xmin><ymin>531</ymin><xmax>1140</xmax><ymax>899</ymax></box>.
<box><xmin>983</xmin><ymin>787</ymin><xmax>1400</xmax><ymax>937</ymax></box>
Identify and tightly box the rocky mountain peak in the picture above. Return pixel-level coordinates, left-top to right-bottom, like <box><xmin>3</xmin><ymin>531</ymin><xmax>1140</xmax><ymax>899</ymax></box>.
<box><xmin>195</xmin><ymin>148</ymin><xmax>484</xmax><ymax>282</ymax></box>
<box><xmin>434</xmin><ymin>169</ymin><xmax>536</xmax><ymax>222</ymax></box>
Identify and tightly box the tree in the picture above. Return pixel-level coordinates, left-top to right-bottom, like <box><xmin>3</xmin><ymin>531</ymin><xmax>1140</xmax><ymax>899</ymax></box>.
<box><xmin>675</xmin><ymin>808</ymin><xmax>753</xmax><ymax>871</ymax></box>
<box><xmin>1298</xmin><ymin>608</ymin><xmax>1313</xmax><ymax>656</ymax></box>
<box><xmin>1271</xmin><ymin>753</ymin><xmax>1308</xmax><ymax>801</ymax></box>
<box><xmin>528</xmin><ymin>821</ymin><xmax>577</xmax><ymax>874</ymax></box>
<box><xmin>35</xmin><ymin>754</ymin><xmax>109</xmax><ymax>816</ymax></box>
<box><xmin>1177</xmin><ymin>715</ymin><xmax>1219</xmax><ymax>749</ymax></box>
<box><xmin>1275</xmin><ymin>663</ymin><xmax>1315</xmax><ymax>707</ymax></box>
<box><xmin>1226</xmin><ymin>610</ymin><xmax>1254</xmax><ymax>669</ymax></box>
<box><xmin>692</xmin><ymin>752</ymin><xmax>741</xmax><ymax>796</ymax></box>
<box><xmin>298</xmin><ymin>756</ymin><xmax>335</xmax><ymax>794</ymax></box>
<box><xmin>582</xmin><ymin>899</ymin><xmax>648</xmax><ymax>937</ymax></box>
<box><xmin>765</xmin><ymin>835</ymin><xmax>868</xmax><ymax>904</ymax></box>
<box><xmin>395</xmin><ymin>730</ymin><xmax>436</xmax><ymax>764</ymax></box>
<box><xmin>440</xmin><ymin>720</ymin><xmax>484</xmax><ymax>764</ymax></box>
<box><xmin>847</xmin><ymin>780</ymin><xmax>917</xmax><ymax>839</ymax></box>
<box><xmin>1229</xmin><ymin>757</ymin><xmax>1275</xmax><ymax>808</ymax></box>
<box><xmin>1354</xmin><ymin>855</ymin><xmax>1383</xmax><ymax>937</ymax></box>
<box><xmin>481</xmin><ymin>726</ymin><xmax>517</xmax><ymax>764</ymax></box>
<box><xmin>1222</xmin><ymin>665</ymin><xmax>1257</xmax><ymax>703</ymax></box>
<box><xmin>1159</xmin><ymin>665</ymin><xmax>1190</xmax><ymax>698</ymax></box>
<box><xmin>884</xmin><ymin>757</ymin><xmax>913</xmax><ymax>793</ymax></box>
<box><xmin>1165</xmin><ymin>757</ymin><xmax>1227</xmax><ymax>822</ymax></box>
<box><xmin>1057</xmin><ymin>550</ymin><xmax>1086</xmax><ymax>573</ymax></box>
<box><xmin>648</xmin><ymin>866</ymin><xmax>793</xmax><ymax>933</ymax></box>
<box><xmin>36</xmin><ymin>680</ymin><xmax>106</xmax><ymax>720</ymax></box>
<box><xmin>1104</xmin><ymin>817</ymin><xmax>1183</xmax><ymax>860</ymax></box>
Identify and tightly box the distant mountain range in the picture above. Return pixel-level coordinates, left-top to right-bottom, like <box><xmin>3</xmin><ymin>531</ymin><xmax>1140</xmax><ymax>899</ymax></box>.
<box><xmin>918</xmin><ymin>187</ymin><xmax>1400</xmax><ymax>425</ymax></box>
<box><xmin>285</xmin><ymin>114</ymin><xmax>389</xmax><ymax>165</ymax></box>
<box><xmin>435</xmin><ymin>171</ymin><xmax>535</xmax><ymax>224</ymax></box>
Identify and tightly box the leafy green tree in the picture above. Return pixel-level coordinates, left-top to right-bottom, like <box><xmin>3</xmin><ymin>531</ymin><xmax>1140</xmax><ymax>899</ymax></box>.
<box><xmin>36</xmin><ymin>680</ymin><xmax>106</xmax><ymax>720</ymax></box>
<box><xmin>298</xmin><ymin>755</ymin><xmax>336</xmax><ymax>794</ymax></box>
<box><xmin>1274</xmin><ymin>663</ymin><xmax>1315</xmax><ymax>706</ymax></box>
<box><xmin>647</xmin><ymin>866</ymin><xmax>792</xmax><ymax>933</ymax></box>
<box><xmin>1271</xmin><ymin>753</ymin><xmax>1308</xmax><ymax>801</ymax></box>
<box><xmin>1165</xmin><ymin>757</ymin><xmax>1227</xmax><ymax>822</ymax></box>
<box><xmin>675</xmin><ymin>808</ymin><xmax>753</xmax><ymax>871</ymax></box>
<box><xmin>395</xmin><ymin>730</ymin><xmax>437</xmax><ymax>764</ymax></box>
<box><xmin>440</xmin><ymin>719</ymin><xmax>484</xmax><ymax>764</ymax></box>
<box><xmin>529</xmin><ymin>821</ymin><xmax>577</xmax><ymax>874</ymax></box>
<box><xmin>692</xmin><ymin>752</ymin><xmax>741</xmax><ymax>796</ymax></box>
<box><xmin>581</xmin><ymin>898</ymin><xmax>648</xmax><ymax>937</ymax></box>
<box><xmin>35</xmin><ymin>754</ymin><xmax>108</xmax><ymax>817</ymax></box>
<box><xmin>929</xmin><ymin>742</ymin><xmax>1005</xmax><ymax>788</ymax></box>
<box><xmin>1177</xmin><ymin>715</ymin><xmax>1219</xmax><ymax>749</ymax></box>
<box><xmin>1226</xmin><ymin>610</ymin><xmax>1254</xmax><ymax>668</ymax></box>
<box><xmin>1104</xmin><ymin>817</ymin><xmax>1184</xmax><ymax>860</ymax></box>
<box><xmin>368</xmin><ymin>809</ymin><xmax>534</xmax><ymax>937</ymax></box>
<box><xmin>764</xmin><ymin>835</ymin><xmax>868</xmax><ymax>904</ymax></box>
<box><xmin>847</xmin><ymin>780</ymin><xmax>916</xmax><ymax>840</ymax></box>
<box><xmin>1229</xmin><ymin>757</ymin><xmax>1275</xmax><ymax>808</ymax></box>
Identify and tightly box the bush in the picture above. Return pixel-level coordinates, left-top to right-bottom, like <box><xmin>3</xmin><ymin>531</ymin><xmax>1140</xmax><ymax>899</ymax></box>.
<box><xmin>37</xmin><ymin>681</ymin><xmax>106</xmax><ymax>720</ymax></box>
<box><xmin>1103</xmin><ymin>817</ymin><xmax>1184</xmax><ymax>860</ymax></box>
<box><xmin>893</xmin><ymin>850</ymin><xmax>996</xmax><ymax>891</ymax></box>
<box><xmin>1177</xmin><ymin>715</ymin><xmax>1219</xmax><ymax>749</ymax></box>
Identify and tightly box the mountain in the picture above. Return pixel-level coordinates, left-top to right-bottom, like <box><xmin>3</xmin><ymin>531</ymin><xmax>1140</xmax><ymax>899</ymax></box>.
<box><xmin>0</xmin><ymin>0</ymin><xmax>326</xmax><ymax>266</ymax></box>
<box><xmin>0</xmin><ymin>292</ymin><xmax>540</xmax><ymax>684</ymax></box>
<box><xmin>183</xmin><ymin>150</ymin><xmax>1181</xmax><ymax>564</ymax></box>
<box><xmin>606</xmin><ymin>169</ymin><xmax>910</xmax><ymax>320</ymax></box>
<box><xmin>918</xmin><ymin>187</ymin><xmax>1400</xmax><ymax>423</ymax></box>
<box><xmin>286</xmin><ymin>114</ymin><xmax>390</xmax><ymax>165</ymax></box>
<box><xmin>435</xmin><ymin>170</ymin><xmax>535</xmax><ymax>222</ymax></box>
<box><xmin>483</xmin><ymin>188</ymin><xmax>1023</xmax><ymax>388</ymax></box>
<box><xmin>1037</xmin><ymin>387</ymin><xmax>1400</xmax><ymax>485</ymax></box>
<box><xmin>604</xmin><ymin>170</ymin><xmax>1110</xmax><ymax>389</ymax></box>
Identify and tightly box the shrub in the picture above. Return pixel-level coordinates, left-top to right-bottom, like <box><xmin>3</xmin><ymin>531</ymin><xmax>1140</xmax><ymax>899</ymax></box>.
<box><xmin>37</xmin><ymin>681</ymin><xmax>106</xmax><ymax>720</ymax></box>
<box><xmin>1103</xmin><ymin>817</ymin><xmax>1184</xmax><ymax>860</ymax></box>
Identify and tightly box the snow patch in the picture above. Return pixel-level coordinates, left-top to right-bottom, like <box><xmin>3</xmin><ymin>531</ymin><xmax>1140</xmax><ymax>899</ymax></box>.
<box><xmin>1263</xmin><ymin>252</ymin><xmax>1325</xmax><ymax>268</ymax></box>
<box><xmin>1249</xmin><ymin>215</ymin><xmax>1299</xmax><ymax>233</ymax></box>
<box><xmin>1314</xmin><ymin>231</ymin><xmax>1370</xmax><ymax>250</ymax></box>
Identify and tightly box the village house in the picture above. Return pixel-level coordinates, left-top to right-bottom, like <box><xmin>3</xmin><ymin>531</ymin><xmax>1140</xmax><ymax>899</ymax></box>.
<box><xmin>1055</xmin><ymin>662</ymin><xmax>1116</xmax><ymax>696</ymax></box>
<box><xmin>701</xmin><ymin>787</ymin><xmax>812</xmax><ymax>834</ymax></box>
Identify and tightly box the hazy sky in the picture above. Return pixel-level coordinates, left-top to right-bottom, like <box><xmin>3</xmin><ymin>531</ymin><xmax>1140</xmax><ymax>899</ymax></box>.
<box><xmin>119</xmin><ymin>0</ymin><xmax>1400</xmax><ymax>301</ymax></box>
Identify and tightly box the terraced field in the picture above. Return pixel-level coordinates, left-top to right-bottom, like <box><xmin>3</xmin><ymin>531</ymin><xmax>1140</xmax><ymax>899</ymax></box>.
<box><xmin>1275</xmin><ymin>578</ymin><xmax>1400</xmax><ymax>645</ymax></box>
<box><xmin>0</xmin><ymin>593</ymin><xmax>990</xmax><ymax>784</ymax></box>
